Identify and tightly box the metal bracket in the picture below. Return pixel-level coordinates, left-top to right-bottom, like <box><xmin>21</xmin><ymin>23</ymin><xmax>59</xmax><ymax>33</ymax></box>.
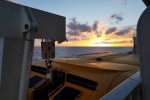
<box><xmin>41</xmin><ymin>40</ymin><xmax>55</xmax><ymax>59</ymax></box>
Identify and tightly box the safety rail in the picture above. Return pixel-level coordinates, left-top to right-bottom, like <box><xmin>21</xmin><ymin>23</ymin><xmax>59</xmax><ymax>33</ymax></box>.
<box><xmin>100</xmin><ymin>71</ymin><xmax>142</xmax><ymax>100</ymax></box>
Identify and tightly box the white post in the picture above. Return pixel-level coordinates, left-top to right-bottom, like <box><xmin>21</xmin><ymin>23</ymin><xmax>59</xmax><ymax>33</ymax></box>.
<box><xmin>19</xmin><ymin>40</ymin><xmax>34</xmax><ymax>100</ymax></box>
<box><xmin>137</xmin><ymin>6</ymin><xmax>150</xmax><ymax>100</ymax></box>
<box><xmin>0</xmin><ymin>38</ymin><xmax>4</xmax><ymax>86</ymax></box>
<box><xmin>0</xmin><ymin>38</ymin><xmax>26</xmax><ymax>100</ymax></box>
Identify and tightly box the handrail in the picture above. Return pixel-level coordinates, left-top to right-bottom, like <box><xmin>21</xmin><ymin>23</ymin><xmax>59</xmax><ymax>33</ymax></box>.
<box><xmin>100</xmin><ymin>71</ymin><xmax>141</xmax><ymax>100</ymax></box>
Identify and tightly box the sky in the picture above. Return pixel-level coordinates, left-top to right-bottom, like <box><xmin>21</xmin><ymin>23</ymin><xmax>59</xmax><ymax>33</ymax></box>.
<box><xmin>8</xmin><ymin>0</ymin><xmax>146</xmax><ymax>47</ymax></box>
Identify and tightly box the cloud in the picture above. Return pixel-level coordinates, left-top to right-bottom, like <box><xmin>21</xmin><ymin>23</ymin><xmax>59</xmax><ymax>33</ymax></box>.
<box><xmin>67</xmin><ymin>17</ymin><xmax>92</xmax><ymax>33</ymax></box>
<box><xmin>67</xmin><ymin>17</ymin><xmax>104</xmax><ymax>40</ymax></box>
<box><xmin>94</xmin><ymin>39</ymin><xmax>133</xmax><ymax>46</ymax></box>
<box><xmin>110</xmin><ymin>13</ymin><xmax>124</xmax><ymax>24</ymax></box>
<box><xmin>117</xmin><ymin>0</ymin><xmax>127</xmax><ymax>5</ymax></box>
<box><xmin>107</xmin><ymin>40</ymin><xmax>132</xmax><ymax>44</ymax></box>
<box><xmin>105</xmin><ymin>27</ymin><xmax>117</xmax><ymax>35</ymax></box>
<box><xmin>115</xmin><ymin>27</ymin><xmax>135</xmax><ymax>36</ymax></box>
<box><xmin>93</xmin><ymin>20</ymin><xmax>104</xmax><ymax>37</ymax></box>
<box><xmin>105</xmin><ymin>25</ymin><xmax>135</xmax><ymax>37</ymax></box>
<box><xmin>67</xmin><ymin>32</ymin><xmax>96</xmax><ymax>41</ymax></box>
<box><xmin>67</xmin><ymin>30</ymin><xmax>80</xmax><ymax>36</ymax></box>
<box><xmin>66</xmin><ymin>17</ymin><xmax>135</xmax><ymax>47</ymax></box>
<box><xmin>93</xmin><ymin>21</ymin><xmax>99</xmax><ymax>31</ymax></box>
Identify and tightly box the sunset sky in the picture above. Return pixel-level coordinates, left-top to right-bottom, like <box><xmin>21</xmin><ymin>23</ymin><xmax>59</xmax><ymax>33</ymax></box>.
<box><xmin>9</xmin><ymin>0</ymin><xmax>146</xmax><ymax>47</ymax></box>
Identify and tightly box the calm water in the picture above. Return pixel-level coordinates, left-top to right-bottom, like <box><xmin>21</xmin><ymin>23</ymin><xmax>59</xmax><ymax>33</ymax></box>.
<box><xmin>33</xmin><ymin>46</ymin><xmax>132</xmax><ymax>61</ymax></box>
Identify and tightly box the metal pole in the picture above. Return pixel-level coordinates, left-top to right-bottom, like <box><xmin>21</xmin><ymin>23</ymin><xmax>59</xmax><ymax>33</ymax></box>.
<box><xmin>19</xmin><ymin>40</ymin><xmax>34</xmax><ymax>100</ymax></box>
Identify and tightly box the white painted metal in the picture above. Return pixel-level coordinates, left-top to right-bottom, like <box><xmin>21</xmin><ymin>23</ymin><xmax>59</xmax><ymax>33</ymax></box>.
<box><xmin>29</xmin><ymin>8</ymin><xmax>66</xmax><ymax>43</ymax></box>
<box><xmin>19</xmin><ymin>40</ymin><xmax>34</xmax><ymax>100</ymax></box>
<box><xmin>0</xmin><ymin>1</ymin><xmax>66</xmax><ymax>100</ymax></box>
<box><xmin>137</xmin><ymin>6</ymin><xmax>150</xmax><ymax>100</ymax></box>
<box><xmin>0</xmin><ymin>38</ymin><xmax>25</xmax><ymax>100</ymax></box>
<box><xmin>0</xmin><ymin>1</ymin><xmax>23</xmax><ymax>37</ymax></box>
<box><xmin>100</xmin><ymin>71</ymin><xmax>141</xmax><ymax>100</ymax></box>
<box><xmin>0</xmin><ymin>1</ymin><xmax>66</xmax><ymax>43</ymax></box>
<box><xmin>0</xmin><ymin>38</ymin><xmax>4</xmax><ymax>86</ymax></box>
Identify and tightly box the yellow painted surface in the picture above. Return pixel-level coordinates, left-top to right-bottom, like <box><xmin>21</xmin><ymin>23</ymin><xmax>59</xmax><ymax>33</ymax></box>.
<box><xmin>29</xmin><ymin>71</ymin><xmax>46</xmax><ymax>78</ymax></box>
<box><xmin>29</xmin><ymin>52</ymin><xmax>139</xmax><ymax>100</ymax></box>
<box><xmin>108</xmin><ymin>55</ymin><xmax>139</xmax><ymax>66</ymax></box>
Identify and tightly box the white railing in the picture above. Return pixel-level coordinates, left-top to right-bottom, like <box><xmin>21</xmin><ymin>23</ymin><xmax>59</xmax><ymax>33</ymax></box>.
<box><xmin>100</xmin><ymin>71</ymin><xmax>141</xmax><ymax>100</ymax></box>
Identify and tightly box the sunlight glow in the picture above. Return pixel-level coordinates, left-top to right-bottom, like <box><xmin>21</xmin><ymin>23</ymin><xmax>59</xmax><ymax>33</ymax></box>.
<box><xmin>90</xmin><ymin>38</ymin><xmax>112</xmax><ymax>47</ymax></box>
<box><xmin>92</xmin><ymin>43</ymin><xmax>112</xmax><ymax>47</ymax></box>
<box><xmin>90</xmin><ymin>37</ymin><xmax>133</xmax><ymax>47</ymax></box>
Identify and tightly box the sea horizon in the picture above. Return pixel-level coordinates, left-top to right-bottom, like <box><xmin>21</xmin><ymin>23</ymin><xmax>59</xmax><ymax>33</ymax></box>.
<box><xmin>33</xmin><ymin>46</ymin><xmax>133</xmax><ymax>61</ymax></box>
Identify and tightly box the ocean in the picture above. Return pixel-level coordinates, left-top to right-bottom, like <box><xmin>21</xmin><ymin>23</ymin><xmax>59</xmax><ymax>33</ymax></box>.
<box><xmin>33</xmin><ymin>46</ymin><xmax>133</xmax><ymax>61</ymax></box>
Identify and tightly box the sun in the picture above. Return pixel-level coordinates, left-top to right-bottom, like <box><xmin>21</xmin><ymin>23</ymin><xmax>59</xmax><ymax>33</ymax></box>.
<box><xmin>90</xmin><ymin>38</ymin><xmax>112</xmax><ymax>47</ymax></box>
<box><xmin>92</xmin><ymin>43</ymin><xmax>112</xmax><ymax>47</ymax></box>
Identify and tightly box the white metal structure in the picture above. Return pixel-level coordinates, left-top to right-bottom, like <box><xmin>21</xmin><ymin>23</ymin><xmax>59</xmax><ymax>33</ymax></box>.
<box><xmin>100</xmin><ymin>71</ymin><xmax>141</xmax><ymax>100</ymax></box>
<box><xmin>137</xmin><ymin>2</ymin><xmax>150</xmax><ymax>100</ymax></box>
<box><xmin>0</xmin><ymin>1</ymin><xmax>65</xmax><ymax>100</ymax></box>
